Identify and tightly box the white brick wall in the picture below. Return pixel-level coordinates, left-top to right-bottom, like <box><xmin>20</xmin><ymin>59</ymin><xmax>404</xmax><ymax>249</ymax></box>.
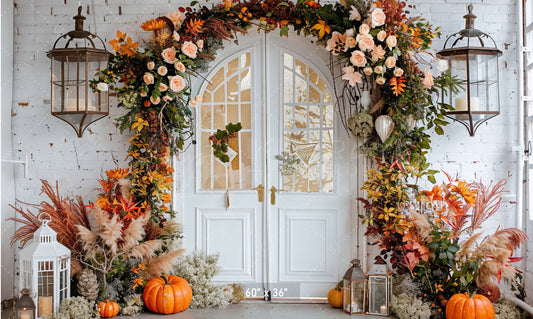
<box><xmin>3</xmin><ymin>0</ymin><xmax>527</xmax><ymax>303</ymax></box>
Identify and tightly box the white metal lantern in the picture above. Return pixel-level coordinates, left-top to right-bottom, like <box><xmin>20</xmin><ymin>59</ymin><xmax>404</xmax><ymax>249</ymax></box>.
<box><xmin>19</xmin><ymin>214</ymin><xmax>70</xmax><ymax>319</ymax></box>
<box><xmin>342</xmin><ymin>259</ymin><xmax>367</xmax><ymax>314</ymax></box>
<box><xmin>367</xmin><ymin>258</ymin><xmax>392</xmax><ymax>316</ymax></box>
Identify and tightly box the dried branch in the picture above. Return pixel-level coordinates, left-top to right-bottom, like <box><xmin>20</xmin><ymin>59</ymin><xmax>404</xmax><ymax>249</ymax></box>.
<box><xmin>469</xmin><ymin>179</ymin><xmax>506</xmax><ymax>233</ymax></box>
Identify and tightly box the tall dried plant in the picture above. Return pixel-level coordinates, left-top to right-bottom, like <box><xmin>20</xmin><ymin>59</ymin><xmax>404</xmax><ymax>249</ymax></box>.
<box><xmin>7</xmin><ymin>180</ymin><xmax>91</xmax><ymax>254</ymax></box>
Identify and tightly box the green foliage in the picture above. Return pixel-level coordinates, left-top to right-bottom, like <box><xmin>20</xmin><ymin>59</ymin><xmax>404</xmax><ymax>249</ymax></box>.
<box><xmin>209</xmin><ymin>122</ymin><xmax>242</xmax><ymax>163</ymax></box>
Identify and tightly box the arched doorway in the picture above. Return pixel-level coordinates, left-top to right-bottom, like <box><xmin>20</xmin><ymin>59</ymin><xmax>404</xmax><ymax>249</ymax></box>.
<box><xmin>178</xmin><ymin>31</ymin><xmax>359</xmax><ymax>300</ymax></box>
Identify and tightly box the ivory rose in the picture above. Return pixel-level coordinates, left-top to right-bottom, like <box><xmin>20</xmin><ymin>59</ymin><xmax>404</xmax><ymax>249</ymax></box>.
<box><xmin>189</xmin><ymin>99</ymin><xmax>198</xmax><ymax>107</ymax></box>
<box><xmin>422</xmin><ymin>69</ymin><xmax>434</xmax><ymax>88</ymax></box>
<box><xmin>96</xmin><ymin>82</ymin><xmax>108</xmax><ymax>92</ymax></box>
<box><xmin>363</xmin><ymin>67</ymin><xmax>373</xmax><ymax>75</ymax></box>
<box><xmin>181</xmin><ymin>41</ymin><xmax>198</xmax><ymax>59</ymax></box>
<box><xmin>359</xmin><ymin>23</ymin><xmax>370</xmax><ymax>35</ymax></box>
<box><xmin>386</xmin><ymin>35</ymin><xmax>397</xmax><ymax>48</ymax></box>
<box><xmin>159</xmin><ymin>83</ymin><xmax>168</xmax><ymax>92</ymax></box>
<box><xmin>147</xmin><ymin>61</ymin><xmax>155</xmax><ymax>70</ymax></box>
<box><xmin>161</xmin><ymin>48</ymin><xmax>177</xmax><ymax>64</ymax></box>
<box><xmin>195</xmin><ymin>95</ymin><xmax>203</xmax><ymax>102</ymax></box>
<box><xmin>437</xmin><ymin>59</ymin><xmax>449</xmax><ymax>72</ymax></box>
<box><xmin>173</xmin><ymin>31</ymin><xmax>180</xmax><ymax>42</ymax></box>
<box><xmin>150</xmin><ymin>96</ymin><xmax>161</xmax><ymax>105</ymax></box>
<box><xmin>197</xmin><ymin>39</ymin><xmax>204</xmax><ymax>52</ymax></box>
<box><xmin>357</xmin><ymin>34</ymin><xmax>374</xmax><ymax>52</ymax></box>
<box><xmin>345</xmin><ymin>36</ymin><xmax>357</xmax><ymax>49</ymax></box>
<box><xmin>169</xmin><ymin>75</ymin><xmax>186</xmax><ymax>92</ymax></box>
<box><xmin>163</xmin><ymin>95</ymin><xmax>173</xmax><ymax>102</ymax></box>
<box><xmin>394</xmin><ymin>68</ymin><xmax>404</xmax><ymax>77</ymax></box>
<box><xmin>371</xmin><ymin>8</ymin><xmax>386</xmax><ymax>27</ymax></box>
<box><xmin>377</xmin><ymin>30</ymin><xmax>387</xmax><ymax>42</ymax></box>
<box><xmin>157</xmin><ymin>66</ymin><xmax>168</xmax><ymax>76</ymax></box>
<box><xmin>350</xmin><ymin>50</ymin><xmax>367</xmax><ymax>67</ymax></box>
<box><xmin>385</xmin><ymin>56</ymin><xmax>396</xmax><ymax>69</ymax></box>
<box><xmin>175</xmin><ymin>62</ymin><xmax>186</xmax><ymax>73</ymax></box>
<box><xmin>345</xmin><ymin>28</ymin><xmax>354</xmax><ymax>37</ymax></box>
<box><xmin>143</xmin><ymin>72</ymin><xmax>154</xmax><ymax>85</ymax></box>
<box><xmin>374</xmin><ymin>65</ymin><xmax>384</xmax><ymax>74</ymax></box>
<box><xmin>375</xmin><ymin>76</ymin><xmax>386</xmax><ymax>85</ymax></box>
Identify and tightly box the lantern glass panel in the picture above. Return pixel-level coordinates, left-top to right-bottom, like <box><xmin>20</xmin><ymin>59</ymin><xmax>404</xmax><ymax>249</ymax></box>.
<box><xmin>369</xmin><ymin>276</ymin><xmax>388</xmax><ymax>314</ymax></box>
<box><xmin>18</xmin><ymin>309</ymin><xmax>33</xmax><ymax>319</ymax></box>
<box><xmin>342</xmin><ymin>280</ymin><xmax>366</xmax><ymax>313</ymax></box>
<box><xmin>37</xmin><ymin>261</ymin><xmax>54</xmax><ymax>318</ymax></box>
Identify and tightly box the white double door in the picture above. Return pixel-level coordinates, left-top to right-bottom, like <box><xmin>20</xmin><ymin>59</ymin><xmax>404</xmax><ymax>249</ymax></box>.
<box><xmin>179</xmin><ymin>31</ymin><xmax>356</xmax><ymax>300</ymax></box>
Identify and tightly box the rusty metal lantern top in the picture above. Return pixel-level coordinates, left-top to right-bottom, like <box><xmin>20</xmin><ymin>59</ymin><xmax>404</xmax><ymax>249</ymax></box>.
<box><xmin>437</xmin><ymin>4</ymin><xmax>502</xmax><ymax>136</ymax></box>
<box><xmin>47</xmin><ymin>6</ymin><xmax>111</xmax><ymax>137</ymax></box>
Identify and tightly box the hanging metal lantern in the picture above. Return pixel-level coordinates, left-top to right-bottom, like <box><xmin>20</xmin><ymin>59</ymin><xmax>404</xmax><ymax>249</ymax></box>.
<box><xmin>367</xmin><ymin>258</ymin><xmax>392</xmax><ymax>316</ymax></box>
<box><xmin>19</xmin><ymin>213</ymin><xmax>71</xmax><ymax>319</ymax></box>
<box><xmin>437</xmin><ymin>4</ymin><xmax>502</xmax><ymax>136</ymax></box>
<box><xmin>342</xmin><ymin>259</ymin><xmax>367</xmax><ymax>314</ymax></box>
<box><xmin>16</xmin><ymin>289</ymin><xmax>36</xmax><ymax>319</ymax></box>
<box><xmin>47</xmin><ymin>6</ymin><xmax>111</xmax><ymax>137</ymax></box>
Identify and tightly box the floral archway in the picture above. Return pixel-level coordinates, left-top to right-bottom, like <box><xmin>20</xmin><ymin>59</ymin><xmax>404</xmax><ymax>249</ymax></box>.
<box><xmin>10</xmin><ymin>0</ymin><xmax>527</xmax><ymax>318</ymax></box>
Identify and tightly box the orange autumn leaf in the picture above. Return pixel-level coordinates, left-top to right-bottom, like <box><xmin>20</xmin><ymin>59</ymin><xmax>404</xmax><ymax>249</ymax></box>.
<box><xmin>390</xmin><ymin>76</ymin><xmax>406</xmax><ymax>96</ymax></box>
<box><xmin>185</xmin><ymin>18</ymin><xmax>205</xmax><ymax>36</ymax></box>
<box><xmin>119</xmin><ymin>36</ymin><xmax>139</xmax><ymax>57</ymax></box>
<box><xmin>311</xmin><ymin>20</ymin><xmax>330</xmax><ymax>39</ymax></box>
<box><xmin>106</xmin><ymin>168</ymin><xmax>130</xmax><ymax>180</ymax></box>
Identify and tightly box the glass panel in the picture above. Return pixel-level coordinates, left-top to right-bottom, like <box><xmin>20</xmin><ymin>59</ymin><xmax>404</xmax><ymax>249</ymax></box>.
<box><xmin>282</xmin><ymin>52</ymin><xmax>334</xmax><ymax>193</ymax></box>
<box><xmin>198</xmin><ymin>51</ymin><xmax>253</xmax><ymax>190</ymax></box>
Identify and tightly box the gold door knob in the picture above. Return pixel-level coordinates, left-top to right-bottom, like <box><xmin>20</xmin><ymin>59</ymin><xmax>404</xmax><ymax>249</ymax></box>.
<box><xmin>270</xmin><ymin>186</ymin><xmax>277</xmax><ymax>205</ymax></box>
<box><xmin>252</xmin><ymin>184</ymin><xmax>264</xmax><ymax>203</ymax></box>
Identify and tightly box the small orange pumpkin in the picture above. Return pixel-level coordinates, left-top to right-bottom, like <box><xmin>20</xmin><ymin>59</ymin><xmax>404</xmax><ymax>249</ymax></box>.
<box><xmin>98</xmin><ymin>299</ymin><xmax>119</xmax><ymax>318</ymax></box>
<box><xmin>445</xmin><ymin>293</ymin><xmax>495</xmax><ymax>319</ymax></box>
<box><xmin>143</xmin><ymin>275</ymin><xmax>192</xmax><ymax>314</ymax></box>
<box><xmin>327</xmin><ymin>289</ymin><xmax>343</xmax><ymax>308</ymax></box>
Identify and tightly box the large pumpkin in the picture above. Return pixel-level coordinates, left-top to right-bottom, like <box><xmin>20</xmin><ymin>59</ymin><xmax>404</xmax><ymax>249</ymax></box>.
<box><xmin>98</xmin><ymin>299</ymin><xmax>119</xmax><ymax>318</ymax></box>
<box><xmin>327</xmin><ymin>289</ymin><xmax>343</xmax><ymax>308</ymax></box>
<box><xmin>143</xmin><ymin>275</ymin><xmax>192</xmax><ymax>314</ymax></box>
<box><xmin>445</xmin><ymin>293</ymin><xmax>495</xmax><ymax>319</ymax></box>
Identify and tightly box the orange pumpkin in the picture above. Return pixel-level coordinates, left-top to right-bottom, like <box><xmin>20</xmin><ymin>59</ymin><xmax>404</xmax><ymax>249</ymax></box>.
<box><xmin>98</xmin><ymin>299</ymin><xmax>119</xmax><ymax>318</ymax></box>
<box><xmin>445</xmin><ymin>293</ymin><xmax>495</xmax><ymax>319</ymax></box>
<box><xmin>143</xmin><ymin>275</ymin><xmax>192</xmax><ymax>314</ymax></box>
<box><xmin>327</xmin><ymin>289</ymin><xmax>343</xmax><ymax>308</ymax></box>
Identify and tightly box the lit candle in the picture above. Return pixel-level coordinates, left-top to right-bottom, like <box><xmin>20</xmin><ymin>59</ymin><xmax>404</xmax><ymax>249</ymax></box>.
<box><xmin>20</xmin><ymin>312</ymin><xmax>30</xmax><ymax>319</ymax></box>
<box><xmin>454</xmin><ymin>96</ymin><xmax>480</xmax><ymax>111</ymax></box>
<box><xmin>380</xmin><ymin>304</ymin><xmax>387</xmax><ymax>314</ymax></box>
<box><xmin>38</xmin><ymin>296</ymin><xmax>53</xmax><ymax>317</ymax></box>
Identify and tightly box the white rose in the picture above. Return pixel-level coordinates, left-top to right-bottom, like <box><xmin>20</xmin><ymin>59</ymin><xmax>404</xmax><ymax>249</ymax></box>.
<box><xmin>375</xmin><ymin>76</ymin><xmax>386</xmax><ymax>85</ymax></box>
<box><xmin>385</xmin><ymin>56</ymin><xmax>396</xmax><ymax>69</ymax></box>
<box><xmin>173</xmin><ymin>31</ymin><xmax>180</xmax><ymax>42</ymax></box>
<box><xmin>371</xmin><ymin>8</ymin><xmax>386</xmax><ymax>28</ymax></box>
<box><xmin>363</xmin><ymin>67</ymin><xmax>373</xmax><ymax>76</ymax></box>
<box><xmin>359</xmin><ymin>23</ymin><xmax>370</xmax><ymax>35</ymax></box>
<box><xmin>386</xmin><ymin>35</ymin><xmax>397</xmax><ymax>48</ymax></box>
<box><xmin>157</xmin><ymin>66</ymin><xmax>168</xmax><ymax>76</ymax></box>
<box><xmin>374</xmin><ymin>65</ymin><xmax>384</xmax><ymax>74</ymax></box>
<box><xmin>159</xmin><ymin>83</ymin><xmax>168</xmax><ymax>92</ymax></box>
<box><xmin>143</xmin><ymin>72</ymin><xmax>154</xmax><ymax>85</ymax></box>
<box><xmin>175</xmin><ymin>62</ymin><xmax>186</xmax><ymax>73</ymax></box>
<box><xmin>394</xmin><ymin>68</ymin><xmax>404</xmax><ymax>77</ymax></box>
<box><xmin>189</xmin><ymin>99</ymin><xmax>198</xmax><ymax>107</ymax></box>
<box><xmin>96</xmin><ymin>82</ymin><xmax>108</xmax><ymax>92</ymax></box>
<box><xmin>437</xmin><ymin>59</ymin><xmax>449</xmax><ymax>72</ymax></box>
<box><xmin>147</xmin><ymin>61</ymin><xmax>155</xmax><ymax>70</ymax></box>
<box><xmin>377</xmin><ymin>30</ymin><xmax>387</xmax><ymax>42</ymax></box>
<box><xmin>195</xmin><ymin>95</ymin><xmax>203</xmax><ymax>102</ymax></box>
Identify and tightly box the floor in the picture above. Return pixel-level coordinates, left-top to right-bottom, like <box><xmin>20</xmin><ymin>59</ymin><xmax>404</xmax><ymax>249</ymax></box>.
<box><xmin>3</xmin><ymin>302</ymin><xmax>396</xmax><ymax>319</ymax></box>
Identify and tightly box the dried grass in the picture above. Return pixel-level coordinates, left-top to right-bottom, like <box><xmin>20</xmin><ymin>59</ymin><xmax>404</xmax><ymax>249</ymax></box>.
<box><xmin>144</xmin><ymin>248</ymin><xmax>184</xmax><ymax>280</ymax></box>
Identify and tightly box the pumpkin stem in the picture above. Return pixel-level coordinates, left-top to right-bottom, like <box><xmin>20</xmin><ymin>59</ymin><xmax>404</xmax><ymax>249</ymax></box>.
<box><xmin>161</xmin><ymin>275</ymin><xmax>169</xmax><ymax>285</ymax></box>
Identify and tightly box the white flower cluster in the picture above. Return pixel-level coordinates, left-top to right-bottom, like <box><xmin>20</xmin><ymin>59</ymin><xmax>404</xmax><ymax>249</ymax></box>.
<box><xmin>390</xmin><ymin>293</ymin><xmax>431</xmax><ymax>319</ymax></box>
<box><xmin>45</xmin><ymin>297</ymin><xmax>100</xmax><ymax>319</ymax></box>
<box><xmin>493</xmin><ymin>299</ymin><xmax>526</xmax><ymax>319</ymax></box>
<box><xmin>120</xmin><ymin>294</ymin><xmax>144</xmax><ymax>317</ymax></box>
<box><xmin>174</xmin><ymin>251</ymin><xmax>235</xmax><ymax>308</ymax></box>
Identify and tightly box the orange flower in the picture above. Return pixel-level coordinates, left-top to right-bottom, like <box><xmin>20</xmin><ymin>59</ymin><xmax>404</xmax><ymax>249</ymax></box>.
<box><xmin>96</xmin><ymin>197</ymin><xmax>111</xmax><ymax>209</ymax></box>
<box><xmin>132</xmin><ymin>277</ymin><xmax>145</xmax><ymax>290</ymax></box>
<box><xmin>109</xmin><ymin>30</ymin><xmax>127</xmax><ymax>53</ymax></box>
<box><xmin>106</xmin><ymin>168</ymin><xmax>130</xmax><ymax>179</ymax></box>
<box><xmin>311</xmin><ymin>20</ymin><xmax>330</xmax><ymax>39</ymax></box>
<box><xmin>140</xmin><ymin>18</ymin><xmax>166</xmax><ymax>31</ymax></box>
<box><xmin>185</xmin><ymin>18</ymin><xmax>205</xmax><ymax>36</ymax></box>
<box><xmin>119</xmin><ymin>36</ymin><xmax>139</xmax><ymax>57</ymax></box>
<box><xmin>132</xmin><ymin>264</ymin><xmax>146</xmax><ymax>274</ymax></box>
<box><xmin>161</xmin><ymin>193</ymin><xmax>172</xmax><ymax>203</ymax></box>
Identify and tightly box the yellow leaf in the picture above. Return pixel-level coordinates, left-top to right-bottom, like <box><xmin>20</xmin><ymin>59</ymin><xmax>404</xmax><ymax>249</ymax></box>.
<box><xmin>311</xmin><ymin>20</ymin><xmax>330</xmax><ymax>39</ymax></box>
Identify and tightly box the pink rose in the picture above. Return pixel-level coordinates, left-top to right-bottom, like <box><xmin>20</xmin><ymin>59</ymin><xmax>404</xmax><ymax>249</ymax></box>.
<box><xmin>150</xmin><ymin>95</ymin><xmax>161</xmax><ymax>105</ymax></box>
<box><xmin>375</xmin><ymin>76</ymin><xmax>386</xmax><ymax>85</ymax></box>
<box><xmin>371</xmin><ymin>8</ymin><xmax>386</xmax><ymax>27</ymax></box>
<box><xmin>143</xmin><ymin>72</ymin><xmax>154</xmax><ymax>85</ymax></box>
<box><xmin>345</xmin><ymin>36</ymin><xmax>357</xmax><ymax>49</ymax></box>
<box><xmin>363</xmin><ymin>67</ymin><xmax>373</xmax><ymax>75</ymax></box>
<box><xmin>423</xmin><ymin>69</ymin><xmax>434</xmax><ymax>88</ymax></box>
<box><xmin>350</xmin><ymin>50</ymin><xmax>367</xmax><ymax>67</ymax></box>
<box><xmin>189</xmin><ymin>99</ymin><xmax>198</xmax><ymax>107</ymax></box>
<box><xmin>386</xmin><ymin>35</ymin><xmax>397</xmax><ymax>48</ymax></box>
<box><xmin>175</xmin><ymin>62</ymin><xmax>186</xmax><ymax>73</ymax></box>
<box><xmin>167</xmin><ymin>10</ymin><xmax>185</xmax><ymax>29</ymax></box>
<box><xmin>197</xmin><ymin>39</ymin><xmax>204</xmax><ymax>52</ymax></box>
<box><xmin>161</xmin><ymin>48</ymin><xmax>177</xmax><ymax>64</ymax></box>
<box><xmin>394</xmin><ymin>68</ymin><xmax>404</xmax><ymax>77</ymax></box>
<box><xmin>157</xmin><ymin>66</ymin><xmax>168</xmax><ymax>76</ymax></box>
<box><xmin>147</xmin><ymin>61</ymin><xmax>155</xmax><ymax>70</ymax></box>
<box><xmin>385</xmin><ymin>56</ymin><xmax>396</xmax><ymax>69</ymax></box>
<box><xmin>359</xmin><ymin>23</ymin><xmax>370</xmax><ymax>35</ymax></box>
<box><xmin>159</xmin><ymin>83</ymin><xmax>168</xmax><ymax>92</ymax></box>
<box><xmin>181</xmin><ymin>41</ymin><xmax>198</xmax><ymax>59</ymax></box>
<box><xmin>357</xmin><ymin>34</ymin><xmax>374</xmax><ymax>52</ymax></box>
<box><xmin>169</xmin><ymin>75</ymin><xmax>185</xmax><ymax>92</ymax></box>
<box><xmin>377</xmin><ymin>30</ymin><xmax>387</xmax><ymax>42</ymax></box>
<box><xmin>195</xmin><ymin>95</ymin><xmax>203</xmax><ymax>102</ymax></box>
<box><xmin>374</xmin><ymin>65</ymin><xmax>384</xmax><ymax>74</ymax></box>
